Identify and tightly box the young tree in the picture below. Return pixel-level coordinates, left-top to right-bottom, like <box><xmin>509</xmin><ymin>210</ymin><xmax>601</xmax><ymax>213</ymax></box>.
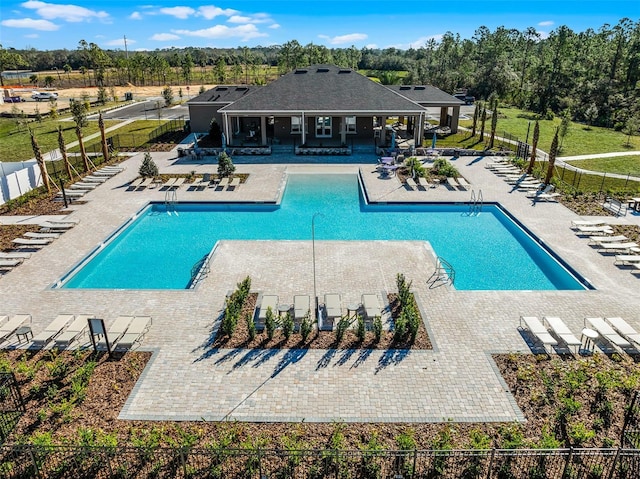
<box><xmin>488</xmin><ymin>95</ymin><xmax>499</xmax><ymax>149</ymax></box>
<box><xmin>98</xmin><ymin>112</ymin><xmax>110</xmax><ymax>164</ymax></box>
<box><xmin>48</xmin><ymin>98</ymin><xmax>58</xmax><ymax>119</ymax></box>
<box><xmin>623</xmin><ymin>114</ymin><xmax>640</xmax><ymax>146</ymax></box>
<box><xmin>217</xmin><ymin>151</ymin><xmax>235</xmax><ymax>178</ymax></box>
<box><xmin>558</xmin><ymin>110</ymin><xmax>571</xmax><ymax>151</ymax></box>
<box><xmin>58</xmin><ymin>126</ymin><xmax>73</xmax><ymax>180</ymax></box>
<box><xmin>97</xmin><ymin>86</ymin><xmax>108</xmax><ymax>105</ymax></box>
<box><xmin>70</xmin><ymin>100</ymin><xmax>90</xmax><ymax>172</ymax></box>
<box><xmin>162</xmin><ymin>85</ymin><xmax>174</xmax><ymax>107</ymax></box>
<box><xmin>479</xmin><ymin>105</ymin><xmax>487</xmax><ymax>145</ymax></box>
<box><xmin>30</xmin><ymin>129</ymin><xmax>50</xmax><ymax>193</ymax></box>
<box><xmin>584</xmin><ymin>104</ymin><xmax>598</xmax><ymax>127</ymax></box>
<box><xmin>526</xmin><ymin>120</ymin><xmax>540</xmax><ymax>174</ymax></box>
<box><xmin>139</xmin><ymin>152</ymin><xmax>159</xmax><ymax>178</ymax></box>
<box><xmin>544</xmin><ymin>129</ymin><xmax>559</xmax><ymax>185</ymax></box>
<box><xmin>471</xmin><ymin>102</ymin><xmax>480</xmax><ymax>137</ymax></box>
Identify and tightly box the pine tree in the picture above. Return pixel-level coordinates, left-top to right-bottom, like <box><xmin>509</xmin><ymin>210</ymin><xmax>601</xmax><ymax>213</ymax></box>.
<box><xmin>544</xmin><ymin>129</ymin><xmax>559</xmax><ymax>185</ymax></box>
<box><xmin>526</xmin><ymin>121</ymin><xmax>539</xmax><ymax>174</ymax></box>
<box><xmin>139</xmin><ymin>152</ymin><xmax>159</xmax><ymax>178</ymax></box>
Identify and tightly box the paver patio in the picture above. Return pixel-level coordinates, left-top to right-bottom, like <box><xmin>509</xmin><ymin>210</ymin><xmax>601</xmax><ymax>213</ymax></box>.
<box><xmin>1</xmin><ymin>150</ymin><xmax>639</xmax><ymax>423</ymax></box>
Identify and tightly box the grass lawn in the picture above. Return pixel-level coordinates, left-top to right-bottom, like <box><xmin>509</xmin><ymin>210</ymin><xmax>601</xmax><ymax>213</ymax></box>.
<box><xmin>0</xmin><ymin>116</ymin><xmax>118</xmax><ymax>163</ymax></box>
<box><xmin>459</xmin><ymin>107</ymin><xmax>640</xmax><ymax>156</ymax></box>
<box><xmin>68</xmin><ymin>119</ymin><xmax>170</xmax><ymax>152</ymax></box>
<box><xmin>565</xmin><ymin>155</ymin><xmax>640</xmax><ymax>177</ymax></box>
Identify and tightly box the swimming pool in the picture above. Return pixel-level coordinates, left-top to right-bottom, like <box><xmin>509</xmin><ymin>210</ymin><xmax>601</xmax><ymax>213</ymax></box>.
<box><xmin>59</xmin><ymin>174</ymin><xmax>590</xmax><ymax>291</ymax></box>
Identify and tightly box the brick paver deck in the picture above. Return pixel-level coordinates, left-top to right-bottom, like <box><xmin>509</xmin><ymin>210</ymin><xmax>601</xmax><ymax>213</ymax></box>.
<box><xmin>2</xmin><ymin>151</ymin><xmax>639</xmax><ymax>423</ymax></box>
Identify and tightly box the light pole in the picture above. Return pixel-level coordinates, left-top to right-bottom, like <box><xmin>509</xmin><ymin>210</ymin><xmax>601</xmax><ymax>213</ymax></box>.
<box><xmin>311</xmin><ymin>212</ymin><xmax>324</xmax><ymax>323</ymax></box>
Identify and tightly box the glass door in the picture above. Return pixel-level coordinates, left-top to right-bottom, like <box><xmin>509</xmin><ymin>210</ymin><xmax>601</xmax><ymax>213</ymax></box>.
<box><xmin>315</xmin><ymin>116</ymin><xmax>332</xmax><ymax>137</ymax></box>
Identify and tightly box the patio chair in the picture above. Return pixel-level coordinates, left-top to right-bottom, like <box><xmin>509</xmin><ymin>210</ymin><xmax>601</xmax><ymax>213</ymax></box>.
<box><xmin>605</xmin><ymin>317</ymin><xmax>640</xmax><ymax>347</ymax></box>
<box><xmin>31</xmin><ymin>314</ymin><xmax>75</xmax><ymax>346</ymax></box>
<box><xmin>576</xmin><ymin>225</ymin><xmax>614</xmax><ymax>235</ymax></box>
<box><xmin>445</xmin><ymin>177</ymin><xmax>460</xmax><ymax>189</ymax></box>
<box><xmin>457</xmin><ymin>177</ymin><xmax>470</xmax><ymax>190</ymax></box>
<box><xmin>0</xmin><ymin>258</ymin><xmax>24</xmax><ymax>269</ymax></box>
<box><xmin>256</xmin><ymin>295</ymin><xmax>278</xmax><ymax>330</ymax></box>
<box><xmin>12</xmin><ymin>238</ymin><xmax>52</xmax><ymax>247</ymax></box>
<box><xmin>405</xmin><ymin>178</ymin><xmax>418</xmax><ymax>189</ymax></box>
<box><xmin>137</xmin><ymin>178</ymin><xmax>153</xmax><ymax>190</ymax></box>
<box><xmin>614</xmin><ymin>255</ymin><xmax>640</xmax><ymax>265</ymax></box>
<box><xmin>542</xmin><ymin>316</ymin><xmax>581</xmax><ymax>353</ymax></box>
<box><xmin>216</xmin><ymin>177</ymin><xmax>230</xmax><ymax>189</ymax></box>
<box><xmin>361</xmin><ymin>294</ymin><xmax>382</xmax><ymax>321</ymax></box>
<box><xmin>54</xmin><ymin>315</ymin><xmax>91</xmax><ymax>349</ymax></box>
<box><xmin>0</xmin><ymin>314</ymin><xmax>31</xmax><ymax>342</ymax></box>
<box><xmin>598</xmin><ymin>242</ymin><xmax>639</xmax><ymax>253</ymax></box>
<box><xmin>417</xmin><ymin>177</ymin><xmax>430</xmax><ymax>188</ymax></box>
<box><xmin>196</xmin><ymin>173</ymin><xmax>212</xmax><ymax>190</ymax></box>
<box><xmin>322</xmin><ymin>294</ymin><xmax>341</xmax><ymax>331</ymax></box>
<box><xmin>161</xmin><ymin>178</ymin><xmax>177</xmax><ymax>189</ymax></box>
<box><xmin>585</xmin><ymin>317</ymin><xmax>631</xmax><ymax>350</ymax></box>
<box><xmin>97</xmin><ymin>316</ymin><xmax>134</xmax><ymax>350</ymax></box>
<box><xmin>294</xmin><ymin>295</ymin><xmax>311</xmax><ymax>321</ymax></box>
<box><xmin>113</xmin><ymin>316</ymin><xmax>152</xmax><ymax>352</ymax></box>
<box><xmin>519</xmin><ymin>316</ymin><xmax>557</xmax><ymax>353</ymax></box>
<box><xmin>127</xmin><ymin>178</ymin><xmax>144</xmax><ymax>190</ymax></box>
<box><xmin>228</xmin><ymin>177</ymin><xmax>241</xmax><ymax>190</ymax></box>
<box><xmin>24</xmin><ymin>232</ymin><xmax>61</xmax><ymax>240</ymax></box>
<box><xmin>171</xmin><ymin>177</ymin><xmax>186</xmax><ymax>189</ymax></box>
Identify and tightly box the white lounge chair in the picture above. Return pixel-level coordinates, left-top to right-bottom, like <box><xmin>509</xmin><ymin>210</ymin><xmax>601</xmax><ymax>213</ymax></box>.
<box><xmin>0</xmin><ymin>252</ymin><xmax>31</xmax><ymax>259</ymax></box>
<box><xmin>605</xmin><ymin>317</ymin><xmax>640</xmax><ymax>347</ymax></box>
<box><xmin>31</xmin><ymin>314</ymin><xmax>75</xmax><ymax>346</ymax></box>
<box><xmin>0</xmin><ymin>314</ymin><xmax>31</xmax><ymax>342</ymax></box>
<box><xmin>217</xmin><ymin>177</ymin><xmax>230</xmax><ymax>189</ymax></box>
<box><xmin>543</xmin><ymin>316</ymin><xmax>581</xmax><ymax>353</ymax></box>
<box><xmin>57</xmin><ymin>190</ymin><xmax>85</xmax><ymax>198</ymax></box>
<box><xmin>128</xmin><ymin>178</ymin><xmax>144</xmax><ymax>189</ymax></box>
<box><xmin>113</xmin><ymin>316</ymin><xmax>152</xmax><ymax>351</ymax></box>
<box><xmin>24</xmin><ymin>232</ymin><xmax>60</xmax><ymax>239</ymax></box>
<box><xmin>196</xmin><ymin>173</ymin><xmax>212</xmax><ymax>189</ymax></box>
<box><xmin>0</xmin><ymin>258</ymin><xmax>24</xmax><ymax>268</ymax></box>
<box><xmin>599</xmin><ymin>242</ymin><xmax>639</xmax><ymax>253</ymax></box>
<box><xmin>137</xmin><ymin>178</ymin><xmax>153</xmax><ymax>189</ymax></box>
<box><xmin>417</xmin><ymin>177</ymin><xmax>430</xmax><ymax>188</ymax></box>
<box><xmin>406</xmin><ymin>178</ymin><xmax>418</xmax><ymax>189</ymax></box>
<box><xmin>588</xmin><ymin>235</ymin><xmax>627</xmax><ymax>245</ymax></box>
<box><xmin>571</xmin><ymin>220</ymin><xmax>608</xmax><ymax>229</ymax></box>
<box><xmin>161</xmin><ymin>178</ymin><xmax>177</xmax><ymax>189</ymax></box>
<box><xmin>82</xmin><ymin>175</ymin><xmax>109</xmax><ymax>183</ymax></box>
<box><xmin>228</xmin><ymin>177</ymin><xmax>241</xmax><ymax>189</ymax></box>
<box><xmin>171</xmin><ymin>177</ymin><xmax>186</xmax><ymax>189</ymax></box>
<box><xmin>576</xmin><ymin>225</ymin><xmax>614</xmax><ymax>235</ymax></box>
<box><xmin>294</xmin><ymin>295</ymin><xmax>311</xmax><ymax>320</ymax></box>
<box><xmin>39</xmin><ymin>221</ymin><xmax>76</xmax><ymax>231</ymax></box>
<box><xmin>520</xmin><ymin>316</ymin><xmax>557</xmax><ymax>352</ymax></box>
<box><xmin>614</xmin><ymin>255</ymin><xmax>640</xmax><ymax>265</ymax></box>
<box><xmin>54</xmin><ymin>315</ymin><xmax>91</xmax><ymax>348</ymax></box>
<box><xmin>69</xmin><ymin>182</ymin><xmax>97</xmax><ymax>190</ymax></box>
<box><xmin>362</xmin><ymin>294</ymin><xmax>382</xmax><ymax>320</ymax></box>
<box><xmin>12</xmin><ymin>238</ymin><xmax>52</xmax><ymax>247</ymax></box>
<box><xmin>258</xmin><ymin>295</ymin><xmax>278</xmax><ymax>322</ymax></box>
<box><xmin>585</xmin><ymin>317</ymin><xmax>631</xmax><ymax>349</ymax></box>
<box><xmin>322</xmin><ymin>294</ymin><xmax>341</xmax><ymax>330</ymax></box>
<box><xmin>98</xmin><ymin>315</ymin><xmax>134</xmax><ymax>350</ymax></box>
<box><xmin>534</xmin><ymin>192</ymin><xmax>561</xmax><ymax>202</ymax></box>
<box><xmin>457</xmin><ymin>177</ymin><xmax>470</xmax><ymax>190</ymax></box>
<box><xmin>445</xmin><ymin>177</ymin><xmax>460</xmax><ymax>189</ymax></box>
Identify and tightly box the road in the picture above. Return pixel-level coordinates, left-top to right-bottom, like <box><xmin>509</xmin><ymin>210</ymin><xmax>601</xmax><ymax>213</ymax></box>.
<box><xmin>89</xmin><ymin>99</ymin><xmax>188</xmax><ymax>121</ymax></box>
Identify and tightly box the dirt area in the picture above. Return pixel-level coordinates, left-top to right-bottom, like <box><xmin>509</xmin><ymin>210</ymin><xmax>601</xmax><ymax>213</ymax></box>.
<box><xmin>1</xmin><ymin>84</ymin><xmax>215</xmax><ymax>115</ymax></box>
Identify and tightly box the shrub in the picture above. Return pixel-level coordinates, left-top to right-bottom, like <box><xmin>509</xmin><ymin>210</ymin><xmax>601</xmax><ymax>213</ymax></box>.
<box><xmin>162</xmin><ymin>86</ymin><xmax>174</xmax><ymax>107</ymax></box>
<box><xmin>246</xmin><ymin>313</ymin><xmax>256</xmax><ymax>341</ymax></box>
<box><xmin>282</xmin><ymin>312</ymin><xmax>294</xmax><ymax>340</ymax></box>
<box><xmin>265</xmin><ymin>307</ymin><xmax>276</xmax><ymax>340</ymax></box>
<box><xmin>300</xmin><ymin>314</ymin><xmax>313</xmax><ymax>342</ymax></box>
<box><xmin>139</xmin><ymin>152</ymin><xmax>158</xmax><ymax>178</ymax></box>
<box><xmin>356</xmin><ymin>315</ymin><xmax>365</xmax><ymax>342</ymax></box>
<box><xmin>372</xmin><ymin>316</ymin><xmax>382</xmax><ymax>343</ymax></box>
<box><xmin>335</xmin><ymin>317</ymin><xmax>350</xmax><ymax>344</ymax></box>
<box><xmin>217</xmin><ymin>151</ymin><xmax>236</xmax><ymax>178</ymax></box>
<box><xmin>432</xmin><ymin>158</ymin><xmax>459</xmax><ymax>178</ymax></box>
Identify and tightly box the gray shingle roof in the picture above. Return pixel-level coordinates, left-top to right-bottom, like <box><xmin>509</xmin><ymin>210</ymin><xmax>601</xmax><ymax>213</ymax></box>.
<box><xmin>388</xmin><ymin>85</ymin><xmax>464</xmax><ymax>105</ymax></box>
<box><xmin>188</xmin><ymin>85</ymin><xmax>262</xmax><ymax>104</ymax></box>
<box><xmin>219</xmin><ymin>65</ymin><xmax>426</xmax><ymax>114</ymax></box>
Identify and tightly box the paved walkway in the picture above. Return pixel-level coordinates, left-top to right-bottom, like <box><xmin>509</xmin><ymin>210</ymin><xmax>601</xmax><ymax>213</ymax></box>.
<box><xmin>1</xmin><ymin>151</ymin><xmax>639</xmax><ymax>424</ymax></box>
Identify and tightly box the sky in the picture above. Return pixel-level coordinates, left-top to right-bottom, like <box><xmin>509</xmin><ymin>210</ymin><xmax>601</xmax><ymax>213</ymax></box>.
<box><xmin>1</xmin><ymin>0</ymin><xmax>639</xmax><ymax>52</ymax></box>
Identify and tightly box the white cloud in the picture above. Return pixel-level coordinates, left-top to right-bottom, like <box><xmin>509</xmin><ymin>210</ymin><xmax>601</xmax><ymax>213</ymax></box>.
<box><xmin>25</xmin><ymin>33</ymin><xmax>39</xmax><ymax>38</ymax></box>
<box><xmin>129</xmin><ymin>11</ymin><xmax>142</xmax><ymax>20</ymax></box>
<box><xmin>104</xmin><ymin>37</ymin><xmax>135</xmax><ymax>47</ymax></box>
<box><xmin>538</xmin><ymin>20</ymin><xmax>554</xmax><ymax>27</ymax></box>
<box><xmin>173</xmin><ymin>24</ymin><xmax>267</xmax><ymax>41</ymax></box>
<box><xmin>407</xmin><ymin>34</ymin><xmax>443</xmax><ymax>49</ymax></box>
<box><xmin>269</xmin><ymin>23</ymin><xmax>280</xmax><ymax>30</ymax></box>
<box><xmin>227</xmin><ymin>12</ymin><xmax>272</xmax><ymax>25</ymax></box>
<box><xmin>1</xmin><ymin>17</ymin><xmax>58</xmax><ymax>31</ymax></box>
<box><xmin>197</xmin><ymin>5</ymin><xmax>237</xmax><ymax>20</ymax></box>
<box><xmin>536</xmin><ymin>30</ymin><xmax>550</xmax><ymax>40</ymax></box>
<box><xmin>151</xmin><ymin>33</ymin><xmax>181</xmax><ymax>41</ymax></box>
<box><xmin>365</xmin><ymin>43</ymin><xmax>378</xmax><ymax>49</ymax></box>
<box><xmin>159</xmin><ymin>6</ymin><xmax>195</xmax><ymax>19</ymax></box>
<box><xmin>21</xmin><ymin>0</ymin><xmax>109</xmax><ymax>23</ymax></box>
<box><xmin>319</xmin><ymin>33</ymin><xmax>368</xmax><ymax>45</ymax></box>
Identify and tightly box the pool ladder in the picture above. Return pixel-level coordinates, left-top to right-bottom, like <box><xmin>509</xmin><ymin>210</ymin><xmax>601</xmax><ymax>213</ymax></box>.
<box><xmin>164</xmin><ymin>189</ymin><xmax>177</xmax><ymax>214</ymax></box>
<box><xmin>428</xmin><ymin>256</ymin><xmax>455</xmax><ymax>287</ymax></box>
<box><xmin>468</xmin><ymin>189</ymin><xmax>483</xmax><ymax>215</ymax></box>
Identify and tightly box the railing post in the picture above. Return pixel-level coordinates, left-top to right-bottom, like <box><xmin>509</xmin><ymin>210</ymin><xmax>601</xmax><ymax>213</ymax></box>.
<box><xmin>28</xmin><ymin>446</ymin><xmax>41</xmax><ymax>478</ymax></box>
<box><xmin>561</xmin><ymin>447</ymin><xmax>573</xmax><ymax>479</ymax></box>
<box><xmin>620</xmin><ymin>390</ymin><xmax>639</xmax><ymax>447</ymax></box>
<box><xmin>606</xmin><ymin>447</ymin><xmax>621</xmax><ymax>479</ymax></box>
<box><xmin>486</xmin><ymin>448</ymin><xmax>495</xmax><ymax>479</ymax></box>
<box><xmin>180</xmin><ymin>447</ymin><xmax>187</xmax><ymax>478</ymax></box>
<box><xmin>411</xmin><ymin>448</ymin><xmax>417</xmax><ymax>478</ymax></box>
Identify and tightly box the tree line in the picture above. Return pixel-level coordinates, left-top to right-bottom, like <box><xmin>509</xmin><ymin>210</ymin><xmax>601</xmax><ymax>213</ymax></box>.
<box><xmin>1</xmin><ymin>18</ymin><xmax>639</xmax><ymax>128</ymax></box>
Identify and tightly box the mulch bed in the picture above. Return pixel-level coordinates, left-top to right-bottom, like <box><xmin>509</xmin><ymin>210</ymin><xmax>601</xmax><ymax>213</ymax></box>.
<box><xmin>212</xmin><ymin>293</ymin><xmax>432</xmax><ymax>350</ymax></box>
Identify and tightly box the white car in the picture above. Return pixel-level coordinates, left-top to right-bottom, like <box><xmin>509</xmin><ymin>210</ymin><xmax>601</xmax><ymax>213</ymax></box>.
<box><xmin>31</xmin><ymin>91</ymin><xmax>58</xmax><ymax>101</ymax></box>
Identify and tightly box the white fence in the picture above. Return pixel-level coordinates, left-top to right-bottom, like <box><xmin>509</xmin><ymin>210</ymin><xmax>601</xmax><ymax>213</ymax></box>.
<box><xmin>0</xmin><ymin>161</ymin><xmax>43</xmax><ymax>206</ymax></box>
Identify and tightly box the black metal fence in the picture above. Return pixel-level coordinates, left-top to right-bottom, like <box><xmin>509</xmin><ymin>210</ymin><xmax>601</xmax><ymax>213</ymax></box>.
<box><xmin>1</xmin><ymin>445</ymin><xmax>639</xmax><ymax>479</ymax></box>
<box><xmin>0</xmin><ymin>373</ymin><xmax>24</xmax><ymax>445</ymax></box>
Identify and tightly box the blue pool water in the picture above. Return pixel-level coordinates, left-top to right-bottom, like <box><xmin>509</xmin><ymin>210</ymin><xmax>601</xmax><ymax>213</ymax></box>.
<box><xmin>60</xmin><ymin>174</ymin><xmax>588</xmax><ymax>291</ymax></box>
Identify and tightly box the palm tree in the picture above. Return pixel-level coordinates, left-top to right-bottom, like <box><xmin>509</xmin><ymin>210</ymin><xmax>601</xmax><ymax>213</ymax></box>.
<box><xmin>544</xmin><ymin>129</ymin><xmax>559</xmax><ymax>185</ymax></box>
<box><xmin>526</xmin><ymin>121</ymin><xmax>539</xmax><ymax>174</ymax></box>
<box><xmin>30</xmin><ymin>129</ymin><xmax>50</xmax><ymax>193</ymax></box>
<box><xmin>70</xmin><ymin>100</ymin><xmax>90</xmax><ymax>172</ymax></box>
<box><xmin>98</xmin><ymin>112</ymin><xmax>109</xmax><ymax>165</ymax></box>
<box><xmin>488</xmin><ymin>95</ymin><xmax>499</xmax><ymax>149</ymax></box>
<box><xmin>58</xmin><ymin>126</ymin><xmax>73</xmax><ymax>180</ymax></box>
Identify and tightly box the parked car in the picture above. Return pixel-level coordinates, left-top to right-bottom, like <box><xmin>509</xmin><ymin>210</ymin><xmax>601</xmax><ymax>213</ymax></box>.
<box><xmin>31</xmin><ymin>91</ymin><xmax>58</xmax><ymax>101</ymax></box>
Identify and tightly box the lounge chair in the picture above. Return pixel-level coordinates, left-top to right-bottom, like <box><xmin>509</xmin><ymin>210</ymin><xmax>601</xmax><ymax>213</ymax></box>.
<box><xmin>0</xmin><ymin>314</ymin><xmax>31</xmax><ymax>342</ymax></box>
<box><xmin>543</xmin><ymin>316</ymin><xmax>581</xmax><ymax>353</ymax></box>
<box><xmin>445</xmin><ymin>177</ymin><xmax>460</xmax><ymax>189</ymax></box>
<box><xmin>588</xmin><ymin>235</ymin><xmax>627</xmax><ymax>245</ymax></box>
<box><xmin>571</xmin><ymin>220</ymin><xmax>608</xmax><ymax>229</ymax></box>
<box><xmin>12</xmin><ymin>238</ymin><xmax>52</xmax><ymax>247</ymax></box>
<box><xmin>57</xmin><ymin>190</ymin><xmax>85</xmax><ymax>199</ymax></box>
<box><xmin>598</xmin><ymin>242</ymin><xmax>639</xmax><ymax>253</ymax></box>
<box><xmin>161</xmin><ymin>178</ymin><xmax>177</xmax><ymax>189</ymax></box>
<box><xmin>24</xmin><ymin>232</ymin><xmax>60</xmax><ymax>240</ymax></box>
<box><xmin>322</xmin><ymin>294</ymin><xmax>341</xmax><ymax>330</ymax></box>
<box><xmin>196</xmin><ymin>173</ymin><xmax>212</xmax><ymax>189</ymax></box>
<box><xmin>217</xmin><ymin>177</ymin><xmax>230</xmax><ymax>189</ymax></box>
<box><xmin>257</xmin><ymin>295</ymin><xmax>278</xmax><ymax>328</ymax></box>
<box><xmin>294</xmin><ymin>295</ymin><xmax>311</xmax><ymax>320</ymax></box>
<box><xmin>98</xmin><ymin>315</ymin><xmax>134</xmax><ymax>350</ymax></box>
<box><xmin>69</xmin><ymin>182</ymin><xmax>98</xmax><ymax>190</ymax></box>
<box><xmin>417</xmin><ymin>177</ymin><xmax>430</xmax><ymax>188</ymax></box>
<box><xmin>0</xmin><ymin>258</ymin><xmax>24</xmax><ymax>268</ymax></box>
<box><xmin>362</xmin><ymin>294</ymin><xmax>382</xmax><ymax>321</ymax></box>
<box><xmin>113</xmin><ymin>316</ymin><xmax>152</xmax><ymax>351</ymax></box>
<box><xmin>457</xmin><ymin>177</ymin><xmax>470</xmax><ymax>190</ymax></box>
<box><xmin>0</xmin><ymin>252</ymin><xmax>31</xmax><ymax>259</ymax></box>
<box><xmin>576</xmin><ymin>225</ymin><xmax>614</xmax><ymax>235</ymax></box>
<box><xmin>605</xmin><ymin>317</ymin><xmax>640</xmax><ymax>347</ymax></box>
<box><xmin>585</xmin><ymin>317</ymin><xmax>631</xmax><ymax>349</ymax></box>
<box><xmin>534</xmin><ymin>192</ymin><xmax>561</xmax><ymax>202</ymax></box>
<box><xmin>228</xmin><ymin>177</ymin><xmax>241</xmax><ymax>189</ymax></box>
<box><xmin>128</xmin><ymin>178</ymin><xmax>144</xmax><ymax>189</ymax></box>
<box><xmin>39</xmin><ymin>221</ymin><xmax>76</xmax><ymax>231</ymax></box>
<box><xmin>53</xmin><ymin>315</ymin><xmax>91</xmax><ymax>348</ymax></box>
<box><xmin>137</xmin><ymin>178</ymin><xmax>153</xmax><ymax>189</ymax></box>
<box><xmin>520</xmin><ymin>316</ymin><xmax>557</xmax><ymax>352</ymax></box>
<box><xmin>82</xmin><ymin>175</ymin><xmax>109</xmax><ymax>183</ymax></box>
<box><xmin>171</xmin><ymin>177</ymin><xmax>186</xmax><ymax>189</ymax></box>
<box><xmin>405</xmin><ymin>178</ymin><xmax>418</xmax><ymax>189</ymax></box>
<box><xmin>614</xmin><ymin>255</ymin><xmax>640</xmax><ymax>265</ymax></box>
<box><xmin>31</xmin><ymin>314</ymin><xmax>75</xmax><ymax>346</ymax></box>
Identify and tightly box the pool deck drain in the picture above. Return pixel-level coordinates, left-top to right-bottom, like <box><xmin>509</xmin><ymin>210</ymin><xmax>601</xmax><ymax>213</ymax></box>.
<box><xmin>1</xmin><ymin>150</ymin><xmax>639</xmax><ymax>423</ymax></box>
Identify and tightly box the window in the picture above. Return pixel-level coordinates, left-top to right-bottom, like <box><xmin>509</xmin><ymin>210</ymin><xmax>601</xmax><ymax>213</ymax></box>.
<box><xmin>315</xmin><ymin>116</ymin><xmax>332</xmax><ymax>137</ymax></box>
<box><xmin>345</xmin><ymin>116</ymin><xmax>356</xmax><ymax>134</ymax></box>
<box><xmin>291</xmin><ymin>116</ymin><xmax>302</xmax><ymax>133</ymax></box>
